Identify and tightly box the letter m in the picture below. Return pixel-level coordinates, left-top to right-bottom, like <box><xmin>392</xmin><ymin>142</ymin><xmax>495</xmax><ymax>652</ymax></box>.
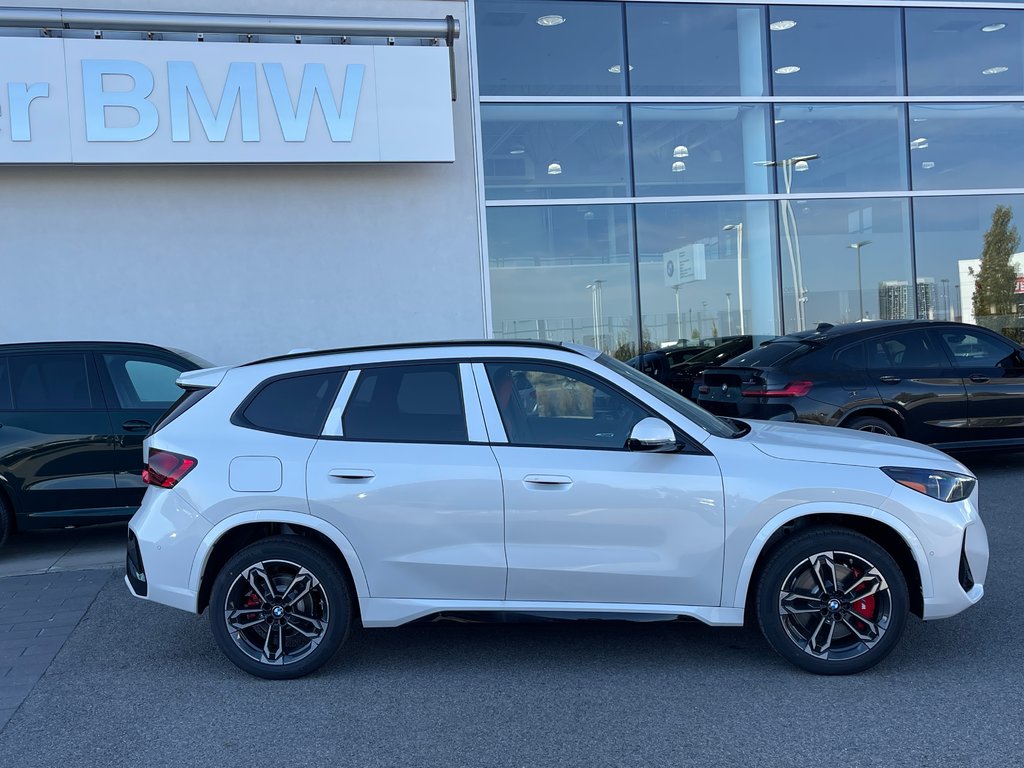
<box><xmin>168</xmin><ymin>61</ymin><xmax>259</xmax><ymax>142</ymax></box>
<box><xmin>264</xmin><ymin>63</ymin><xmax>364</xmax><ymax>142</ymax></box>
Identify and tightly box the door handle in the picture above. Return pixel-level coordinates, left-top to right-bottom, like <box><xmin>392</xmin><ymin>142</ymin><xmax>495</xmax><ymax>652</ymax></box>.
<box><xmin>329</xmin><ymin>468</ymin><xmax>376</xmax><ymax>480</ymax></box>
<box><xmin>969</xmin><ymin>374</ymin><xmax>990</xmax><ymax>383</ymax></box>
<box><xmin>523</xmin><ymin>474</ymin><xmax>573</xmax><ymax>487</ymax></box>
<box><xmin>122</xmin><ymin>419</ymin><xmax>152</xmax><ymax>432</ymax></box>
<box><xmin>878</xmin><ymin>375</ymin><xmax>901</xmax><ymax>384</ymax></box>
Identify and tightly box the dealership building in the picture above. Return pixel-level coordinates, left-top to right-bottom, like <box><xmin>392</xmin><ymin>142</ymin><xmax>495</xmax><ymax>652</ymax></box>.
<box><xmin>2</xmin><ymin>0</ymin><xmax>1024</xmax><ymax>364</ymax></box>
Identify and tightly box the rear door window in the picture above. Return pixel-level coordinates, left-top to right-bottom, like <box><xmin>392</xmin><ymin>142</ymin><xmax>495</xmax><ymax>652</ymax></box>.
<box><xmin>102</xmin><ymin>355</ymin><xmax>189</xmax><ymax>409</ymax></box>
<box><xmin>8</xmin><ymin>353</ymin><xmax>97</xmax><ymax>410</ymax></box>
<box><xmin>342</xmin><ymin>363</ymin><xmax>468</xmax><ymax>443</ymax></box>
<box><xmin>239</xmin><ymin>370</ymin><xmax>344</xmax><ymax>437</ymax></box>
<box><xmin>936</xmin><ymin>330</ymin><xmax>1022</xmax><ymax>369</ymax></box>
<box><xmin>866</xmin><ymin>330</ymin><xmax>943</xmax><ymax>370</ymax></box>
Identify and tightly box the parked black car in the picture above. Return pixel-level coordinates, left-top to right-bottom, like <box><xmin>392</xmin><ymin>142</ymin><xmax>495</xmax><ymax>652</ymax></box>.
<box><xmin>669</xmin><ymin>336</ymin><xmax>758</xmax><ymax>399</ymax></box>
<box><xmin>0</xmin><ymin>342</ymin><xmax>210</xmax><ymax>546</ymax></box>
<box><xmin>626</xmin><ymin>344</ymin><xmax>707</xmax><ymax>385</ymax></box>
<box><xmin>695</xmin><ymin>320</ymin><xmax>1024</xmax><ymax>449</ymax></box>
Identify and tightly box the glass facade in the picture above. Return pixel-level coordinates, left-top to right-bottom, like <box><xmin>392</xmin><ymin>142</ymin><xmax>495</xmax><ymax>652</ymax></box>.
<box><xmin>476</xmin><ymin>1</ymin><xmax>1024</xmax><ymax>356</ymax></box>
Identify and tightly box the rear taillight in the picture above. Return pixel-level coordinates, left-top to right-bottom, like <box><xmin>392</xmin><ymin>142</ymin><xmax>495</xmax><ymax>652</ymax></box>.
<box><xmin>743</xmin><ymin>380</ymin><xmax>814</xmax><ymax>398</ymax></box>
<box><xmin>143</xmin><ymin>449</ymin><xmax>197</xmax><ymax>488</ymax></box>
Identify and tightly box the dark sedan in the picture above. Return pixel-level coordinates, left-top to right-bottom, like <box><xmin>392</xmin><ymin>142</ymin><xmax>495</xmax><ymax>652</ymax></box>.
<box><xmin>695</xmin><ymin>320</ymin><xmax>1024</xmax><ymax>449</ymax></box>
<box><xmin>669</xmin><ymin>336</ymin><xmax>758</xmax><ymax>399</ymax></box>
<box><xmin>626</xmin><ymin>344</ymin><xmax>707</xmax><ymax>386</ymax></box>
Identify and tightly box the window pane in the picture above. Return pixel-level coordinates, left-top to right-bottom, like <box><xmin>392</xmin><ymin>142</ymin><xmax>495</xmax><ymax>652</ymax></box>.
<box><xmin>779</xmin><ymin>198</ymin><xmax>913</xmax><ymax>331</ymax></box>
<box><xmin>103</xmin><ymin>355</ymin><xmax>186</xmax><ymax>408</ymax></box>
<box><xmin>343</xmin><ymin>365</ymin><xmax>467</xmax><ymax>443</ymax></box>
<box><xmin>626</xmin><ymin>3</ymin><xmax>766</xmax><ymax>96</ymax></box>
<box><xmin>636</xmin><ymin>201</ymin><xmax>779</xmax><ymax>348</ymax></box>
<box><xmin>866</xmin><ymin>331</ymin><xmax>943</xmax><ymax>370</ymax></box>
<box><xmin>937</xmin><ymin>329</ymin><xmax>1017</xmax><ymax>368</ymax></box>
<box><xmin>488</xmin><ymin>205</ymin><xmax>637</xmax><ymax>358</ymax></box>
<box><xmin>769</xmin><ymin>6</ymin><xmax>903</xmax><ymax>96</ymax></box>
<box><xmin>486</xmin><ymin>362</ymin><xmax>648</xmax><ymax>449</ymax></box>
<box><xmin>913</xmin><ymin>195</ymin><xmax>1024</xmax><ymax>338</ymax></box>
<box><xmin>242</xmin><ymin>371</ymin><xmax>342</xmax><ymax>437</ymax></box>
<box><xmin>907</xmin><ymin>9</ymin><xmax>1024</xmax><ymax>96</ymax></box>
<box><xmin>476</xmin><ymin>0</ymin><xmax>626</xmax><ymax>96</ymax></box>
<box><xmin>9</xmin><ymin>354</ymin><xmax>93</xmax><ymax>410</ymax></box>
<box><xmin>909</xmin><ymin>104</ymin><xmax>1024</xmax><ymax>191</ymax></box>
<box><xmin>773</xmin><ymin>104</ymin><xmax>908</xmax><ymax>193</ymax></box>
<box><xmin>0</xmin><ymin>359</ymin><xmax>11</xmax><ymax>410</ymax></box>
<box><xmin>632</xmin><ymin>105</ymin><xmax>771</xmax><ymax>197</ymax></box>
<box><xmin>482</xmin><ymin>105</ymin><xmax>630</xmax><ymax>200</ymax></box>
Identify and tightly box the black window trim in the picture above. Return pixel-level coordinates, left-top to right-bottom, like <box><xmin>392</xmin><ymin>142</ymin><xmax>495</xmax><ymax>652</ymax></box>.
<box><xmin>326</xmin><ymin>359</ymin><xmax>474</xmax><ymax>446</ymax></box>
<box><xmin>231</xmin><ymin>367</ymin><xmax>348</xmax><ymax>439</ymax></box>
<box><xmin>480</xmin><ymin>357</ymin><xmax>708</xmax><ymax>455</ymax></box>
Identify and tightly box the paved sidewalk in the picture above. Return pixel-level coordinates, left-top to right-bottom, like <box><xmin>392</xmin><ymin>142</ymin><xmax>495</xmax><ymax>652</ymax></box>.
<box><xmin>0</xmin><ymin>569</ymin><xmax>113</xmax><ymax>730</ymax></box>
<box><xmin>0</xmin><ymin>524</ymin><xmax>125</xmax><ymax>578</ymax></box>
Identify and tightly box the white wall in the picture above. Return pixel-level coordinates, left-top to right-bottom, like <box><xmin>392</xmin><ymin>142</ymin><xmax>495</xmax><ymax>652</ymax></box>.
<box><xmin>0</xmin><ymin>1</ymin><xmax>484</xmax><ymax>364</ymax></box>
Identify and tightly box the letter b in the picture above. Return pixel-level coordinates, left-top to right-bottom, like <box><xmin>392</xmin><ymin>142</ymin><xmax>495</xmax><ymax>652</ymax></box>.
<box><xmin>82</xmin><ymin>60</ymin><xmax>159</xmax><ymax>142</ymax></box>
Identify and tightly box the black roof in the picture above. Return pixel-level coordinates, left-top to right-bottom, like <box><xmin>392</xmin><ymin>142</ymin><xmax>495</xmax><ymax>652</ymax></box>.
<box><xmin>0</xmin><ymin>340</ymin><xmax>184</xmax><ymax>354</ymax></box>
<box><xmin>768</xmin><ymin>319</ymin><xmax>984</xmax><ymax>346</ymax></box>
<box><xmin>242</xmin><ymin>339</ymin><xmax>592</xmax><ymax>367</ymax></box>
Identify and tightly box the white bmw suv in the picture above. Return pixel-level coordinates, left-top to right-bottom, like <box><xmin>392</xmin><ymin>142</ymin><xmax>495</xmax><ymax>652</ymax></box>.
<box><xmin>126</xmin><ymin>341</ymin><xmax>988</xmax><ymax>679</ymax></box>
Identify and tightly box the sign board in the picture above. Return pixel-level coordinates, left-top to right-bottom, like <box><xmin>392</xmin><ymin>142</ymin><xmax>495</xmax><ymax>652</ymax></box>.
<box><xmin>1016</xmin><ymin>275</ymin><xmax>1024</xmax><ymax>295</ymax></box>
<box><xmin>663</xmin><ymin>244</ymin><xmax>707</xmax><ymax>287</ymax></box>
<box><xmin>0</xmin><ymin>37</ymin><xmax>454</xmax><ymax>163</ymax></box>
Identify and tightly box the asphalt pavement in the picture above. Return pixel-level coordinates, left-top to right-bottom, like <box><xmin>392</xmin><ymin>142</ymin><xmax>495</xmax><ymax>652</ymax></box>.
<box><xmin>0</xmin><ymin>452</ymin><xmax>1021</xmax><ymax>767</ymax></box>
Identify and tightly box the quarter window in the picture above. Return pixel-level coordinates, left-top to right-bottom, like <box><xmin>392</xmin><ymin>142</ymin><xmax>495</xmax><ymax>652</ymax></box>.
<box><xmin>342</xmin><ymin>364</ymin><xmax>467</xmax><ymax>443</ymax></box>
<box><xmin>486</xmin><ymin>362</ymin><xmax>649</xmax><ymax>449</ymax></box>
<box><xmin>241</xmin><ymin>371</ymin><xmax>343</xmax><ymax>437</ymax></box>
<box><xmin>8</xmin><ymin>354</ymin><xmax>94</xmax><ymax>410</ymax></box>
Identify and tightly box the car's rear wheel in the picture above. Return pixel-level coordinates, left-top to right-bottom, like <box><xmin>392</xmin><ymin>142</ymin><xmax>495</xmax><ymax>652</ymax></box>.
<box><xmin>756</xmin><ymin>528</ymin><xmax>909</xmax><ymax>675</ymax></box>
<box><xmin>0</xmin><ymin>495</ymin><xmax>11</xmax><ymax>548</ymax></box>
<box><xmin>844</xmin><ymin>415</ymin><xmax>898</xmax><ymax>437</ymax></box>
<box><xmin>209</xmin><ymin>536</ymin><xmax>352</xmax><ymax>679</ymax></box>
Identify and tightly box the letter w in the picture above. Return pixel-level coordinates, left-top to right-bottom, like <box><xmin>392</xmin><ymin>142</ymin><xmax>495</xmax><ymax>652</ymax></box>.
<box><xmin>264</xmin><ymin>63</ymin><xmax>363</xmax><ymax>142</ymax></box>
<box><xmin>168</xmin><ymin>61</ymin><xmax>259</xmax><ymax>142</ymax></box>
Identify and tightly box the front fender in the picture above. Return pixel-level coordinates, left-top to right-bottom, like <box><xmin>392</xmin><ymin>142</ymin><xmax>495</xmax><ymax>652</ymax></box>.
<box><xmin>727</xmin><ymin>502</ymin><xmax>932</xmax><ymax>610</ymax></box>
<box><xmin>188</xmin><ymin>510</ymin><xmax>370</xmax><ymax>599</ymax></box>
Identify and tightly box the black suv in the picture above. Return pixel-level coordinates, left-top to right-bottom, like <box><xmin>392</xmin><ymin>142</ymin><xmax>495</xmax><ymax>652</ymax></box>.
<box><xmin>695</xmin><ymin>320</ymin><xmax>1024</xmax><ymax>449</ymax></box>
<box><xmin>0</xmin><ymin>342</ymin><xmax>209</xmax><ymax>546</ymax></box>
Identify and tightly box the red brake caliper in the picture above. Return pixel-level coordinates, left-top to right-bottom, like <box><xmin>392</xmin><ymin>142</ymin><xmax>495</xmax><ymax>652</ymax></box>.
<box><xmin>244</xmin><ymin>592</ymin><xmax>262</xmax><ymax>609</ymax></box>
<box><xmin>849</xmin><ymin>568</ymin><xmax>876</xmax><ymax>619</ymax></box>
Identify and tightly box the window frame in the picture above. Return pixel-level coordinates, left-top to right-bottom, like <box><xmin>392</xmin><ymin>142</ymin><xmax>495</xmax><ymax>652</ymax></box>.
<box><xmin>322</xmin><ymin>359</ymin><xmax>479</xmax><ymax>446</ymax></box>
<box><xmin>231</xmin><ymin>367</ymin><xmax>347</xmax><ymax>439</ymax></box>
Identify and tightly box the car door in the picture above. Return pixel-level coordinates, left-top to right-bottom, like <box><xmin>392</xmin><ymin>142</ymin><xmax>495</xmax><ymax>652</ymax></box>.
<box><xmin>97</xmin><ymin>352</ymin><xmax>195</xmax><ymax>505</ymax></box>
<box><xmin>306</xmin><ymin>361</ymin><xmax>506</xmax><ymax>600</ymax></box>
<box><xmin>0</xmin><ymin>351</ymin><xmax>119</xmax><ymax>523</ymax></box>
<box><xmin>476</xmin><ymin>359</ymin><xmax>725</xmax><ymax>607</ymax></box>
<box><xmin>932</xmin><ymin>327</ymin><xmax>1024</xmax><ymax>443</ymax></box>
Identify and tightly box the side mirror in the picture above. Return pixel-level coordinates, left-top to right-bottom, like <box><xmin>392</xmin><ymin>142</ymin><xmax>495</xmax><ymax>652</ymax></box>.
<box><xmin>627</xmin><ymin>417</ymin><xmax>678</xmax><ymax>453</ymax></box>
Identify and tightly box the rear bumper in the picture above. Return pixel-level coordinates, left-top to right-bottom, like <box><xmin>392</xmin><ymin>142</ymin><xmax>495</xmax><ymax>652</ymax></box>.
<box><xmin>125</xmin><ymin>487</ymin><xmax>211</xmax><ymax>613</ymax></box>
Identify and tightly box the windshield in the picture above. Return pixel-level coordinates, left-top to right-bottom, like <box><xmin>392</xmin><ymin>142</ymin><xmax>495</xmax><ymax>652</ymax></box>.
<box><xmin>598</xmin><ymin>354</ymin><xmax>742</xmax><ymax>439</ymax></box>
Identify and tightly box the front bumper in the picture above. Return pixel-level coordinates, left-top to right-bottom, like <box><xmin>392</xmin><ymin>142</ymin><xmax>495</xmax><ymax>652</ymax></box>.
<box><xmin>922</xmin><ymin>516</ymin><xmax>989</xmax><ymax>620</ymax></box>
<box><xmin>125</xmin><ymin>487</ymin><xmax>211</xmax><ymax>613</ymax></box>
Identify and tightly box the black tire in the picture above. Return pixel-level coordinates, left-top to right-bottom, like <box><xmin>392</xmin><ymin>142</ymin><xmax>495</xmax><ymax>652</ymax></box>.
<box><xmin>756</xmin><ymin>528</ymin><xmax>909</xmax><ymax>675</ymax></box>
<box><xmin>209</xmin><ymin>536</ymin><xmax>352</xmax><ymax>680</ymax></box>
<box><xmin>0</xmin><ymin>495</ymin><xmax>11</xmax><ymax>549</ymax></box>
<box><xmin>844</xmin><ymin>415</ymin><xmax>899</xmax><ymax>437</ymax></box>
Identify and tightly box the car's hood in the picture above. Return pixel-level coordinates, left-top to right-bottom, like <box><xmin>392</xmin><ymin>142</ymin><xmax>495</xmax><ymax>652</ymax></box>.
<box><xmin>742</xmin><ymin>419</ymin><xmax>969</xmax><ymax>472</ymax></box>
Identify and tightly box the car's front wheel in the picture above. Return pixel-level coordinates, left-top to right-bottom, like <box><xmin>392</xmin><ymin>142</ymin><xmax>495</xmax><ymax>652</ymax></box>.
<box><xmin>756</xmin><ymin>528</ymin><xmax>909</xmax><ymax>675</ymax></box>
<box><xmin>844</xmin><ymin>415</ymin><xmax>899</xmax><ymax>437</ymax></box>
<box><xmin>209</xmin><ymin>536</ymin><xmax>352</xmax><ymax>679</ymax></box>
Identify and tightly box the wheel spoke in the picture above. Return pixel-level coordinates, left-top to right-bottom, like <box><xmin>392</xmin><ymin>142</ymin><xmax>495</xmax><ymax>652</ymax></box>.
<box><xmin>244</xmin><ymin>564</ymin><xmax>276</xmax><ymax>604</ymax></box>
<box><xmin>262</xmin><ymin>621</ymin><xmax>285</xmax><ymax>663</ymax></box>
<box><xmin>808</xmin><ymin>615</ymin><xmax>835</xmax><ymax>657</ymax></box>
<box><xmin>843</xmin><ymin>569</ymin><xmax>887</xmax><ymax>600</ymax></box>
<box><xmin>225</xmin><ymin>608</ymin><xmax>265</xmax><ymax>632</ymax></box>
<box><xmin>841</xmin><ymin>615</ymin><xmax>881</xmax><ymax>646</ymax></box>
<box><xmin>809</xmin><ymin>552</ymin><xmax>837</xmax><ymax>593</ymax></box>
<box><xmin>286</xmin><ymin>614</ymin><xmax>326</xmax><ymax>639</ymax></box>
<box><xmin>281</xmin><ymin>569</ymin><xmax>318</xmax><ymax>608</ymax></box>
<box><xmin>779</xmin><ymin>589</ymin><xmax>823</xmax><ymax>615</ymax></box>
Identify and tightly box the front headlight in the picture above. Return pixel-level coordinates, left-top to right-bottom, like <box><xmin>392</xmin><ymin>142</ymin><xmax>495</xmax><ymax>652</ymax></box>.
<box><xmin>881</xmin><ymin>466</ymin><xmax>976</xmax><ymax>503</ymax></box>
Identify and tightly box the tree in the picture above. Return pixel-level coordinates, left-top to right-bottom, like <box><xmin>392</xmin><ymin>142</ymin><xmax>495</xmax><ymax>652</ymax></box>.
<box><xmin>972</xmin><ymin>205</ymin><xmax>1020</xmax><ymax>321</ymax></box>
